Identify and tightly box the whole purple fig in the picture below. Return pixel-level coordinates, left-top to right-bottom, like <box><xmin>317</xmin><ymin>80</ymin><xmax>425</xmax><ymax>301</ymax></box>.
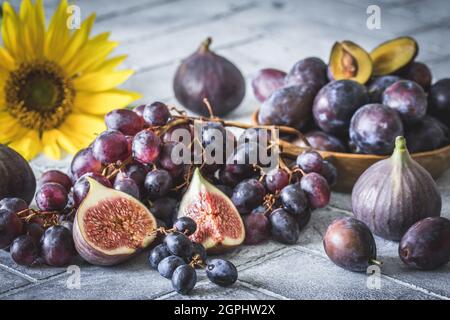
<box><xmin>173</xmin><ymin>37</ymin><xmax>245</xmax><ymax>117</ymax></box>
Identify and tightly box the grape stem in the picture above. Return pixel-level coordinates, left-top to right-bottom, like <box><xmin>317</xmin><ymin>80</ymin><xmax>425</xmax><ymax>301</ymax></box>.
<box><xmin>369</xmin><ymin>259</ymin><xmax>383</xmax><ymax>267</ymax></box>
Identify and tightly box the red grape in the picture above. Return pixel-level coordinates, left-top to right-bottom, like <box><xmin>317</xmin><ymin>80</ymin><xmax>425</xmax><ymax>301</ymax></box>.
<box><xmin>0</xmin><ymin>209</ymin><xmax>24</xmax><ymax>249</ymax></box>
<box><xmin>320</xmin><ymin>160</ymin><xmax>338</xmax><ymax>187</ymax></box>
<box><xmin>38</xmin><ymin>170</ymin><xmax>72</xmax><ymax>192</ymax></box>
<box><xmin>70</xmin><ymin>148</ymin><xmax>103</xmax><ymax>180</ymax></box>
<box><xmin>105</xmin><ymin>109</ymin><xmax>144</xmax><ymax>135</ymax></box>
<box><xmin>10</xmin><ymin>235</ymin><xmax>39</xmax><ymax>266</ymax></box>
<box><xmin>114</xmin><ymin>177</ymin><xmax>140</xmax><ymax>199</ymax></box>
<box><xmin>73</xmin><ymin>173</ymin><xmax>112</xmax><ymax>206</ymax></box>
<box><xmin>40</xmin><ymin>226</ymin><xmax>75</xmax><ymax>267</ymax></box>
<box><xmin>300</xmin><ymin>173</ymin><xmax>330</xmax><ymax>209</ymax></box>
<box><xmin>143</xmin><ymin>102</ymin><xmax>170</xmax><ymax>126</ymax></box>
<box><xmin>35</xmin><ymin>183</ymin><xmax>68</xmax><ymax>211</ymax></box>
<box><xmin>231</xmin><ymin>179</ymin><xmax>266</xmax><ymax>215</ymax></box>
<box><xmin>132</xmin><ymin>130</ymin><xmax>161</xmax><ymax>164</ymax></box>
<box><xmin>280</xmin><ymin>182</ymin><xmax>308</xmax><ymax>216</ymax></box>
<box><xmin>244</xmin><ymin>207</ymin><xmax>270</xmax><ymax>245</ymax></box>
<box><xmin>0</xmin><ymin>198</ymin><xmax>28</xmax><ymax>214</ymax></box>
<box><xmin>92</xmin><ymin>130</ymin><xmax>130</xmax><ymax>164</ymax></box>
<box><xmin>296</xmin><ymin>150</ymin><xmax>323</xmax><ymax>173</ymax></box>
<box><xmin>265</xmin><ymin>168</ymin><xmax>289</xmax><ymax>193</ymax></box>
<box><xmin>251</xmin><ymin>68</ymin><xmax>286</xmax><ymax>102</ymax></box>
<box><xmin>133</xmin><ymin>104</ymin><xmax>146</xmax><ymax>117</ymax></box>
<box><xmin>144</xmin><ymin>169</ymin><xmax>173</xmax><ymax>200</ymax></box>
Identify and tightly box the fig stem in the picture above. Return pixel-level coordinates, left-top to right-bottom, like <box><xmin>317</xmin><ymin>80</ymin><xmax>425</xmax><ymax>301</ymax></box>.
<box><xmin>369</xmin><ymin>259</ymin><xmax>383</xmax><ymax>267</ymax></box>
<box><xmin>200</xmin><ymin>37</ymin><xmax>212</xmax><ymax>52</ymax></box>
<box><xmin>202</xmin><ymin>98</ymin><xmax>215</xmax><ymax>118</ymax></box>
<box><xmin>394</xmin><ymin>136</ymin><xmax>407</xmax><ymax>152</ymax></box>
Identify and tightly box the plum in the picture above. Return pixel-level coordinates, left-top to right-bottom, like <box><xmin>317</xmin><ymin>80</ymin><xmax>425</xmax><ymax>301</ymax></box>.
<box><xmin>292</xmin><ymin>130</ymin><xmax>347</xmax><ymax>152</ymax></box>
<box><xmin>258</xmin><ymin>84</ymin><xmax>316</xmax><ymax>130</ymax></box>
<box><xmin>382</xmin><ymin>80</ymin><xmax>427</xmax><ymax>124</ymax></box>
<box><xmin>428</xmin><ymin>78</ymin><xmax>450</xmax><ymax>127</ymax></box>
<box><xmin>285</xmin><ymin>57</ymin><xmax>328</xmax><ymax>92</ymax></box>
<box><xmin>251</xmin><ymin>68</ymin><xmax>286</xmax><ymax>102</ymax></box>
<box><xmin>367</xmin><ymin>75</ymin><xmax>401</xmax><ymax>103</ymax></box>
<box><xmin>349</xmin><ymin>103</ymin><xmax>404</xmax><ymax>155</ymax></box>
<box><xmin>405</xmin><ymin>116</ymin><xmax>449</xmax><ymax>153</ymax></box>
<box><xmin>399</xmin><ymin>217</ymin><xmax>450</xmax><ymax>270</ymax></box>
<box><xmin>399</xmin><ymin>62</ymin><xmax>432</xmax><ymax>91</ymax></box>
<box><xmin>312</xmin><ymin>80</ymin><xmax>368</xmax><ymax>135</ymax></box>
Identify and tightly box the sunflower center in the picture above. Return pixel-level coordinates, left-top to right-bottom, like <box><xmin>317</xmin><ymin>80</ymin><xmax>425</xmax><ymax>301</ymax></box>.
<box><xmin>5</xmin><ymin>60</ymin><xmax>74</xmax><ymax>132</ymax></box>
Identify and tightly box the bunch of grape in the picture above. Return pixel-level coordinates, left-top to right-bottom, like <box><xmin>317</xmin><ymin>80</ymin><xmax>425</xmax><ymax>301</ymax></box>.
<box><xmin>149</xmin><ymin>217</ymin><xmax>238</xmax><ymax>295</ymax></box>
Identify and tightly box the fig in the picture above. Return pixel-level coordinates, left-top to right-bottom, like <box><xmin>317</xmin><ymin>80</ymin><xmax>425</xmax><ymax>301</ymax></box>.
<box><xmin>292</xmin><ymin>131</ymin><xmax>347</xmax><ymax>153</ymax></box>
<box><xmin>258</xmin><ymin>84</ymin><xmax>316</xmax><ymax>130</ymax></box>
<box><xmin>173</xmin><ymin>37</ymin><xmax>245</xmax><ymax>116</ymax></box>
<box><xmin>285</xmin><ymin>57</ymin><xmax>328</xmax><ymax>92</ymax></box>
<box><xmin>404</xmin><ymin>116</ymin><xmax>449</xmax><ymax>153</ymax></box>
<box><xmin>399</xmin><ymin>217</ymin><xmax>450</xmax><ymax>270</ymax></box>
<box><xmin>0</xmin><ymin>144</ymin><xmax>36</xmax><ymax>204</ymax></box>
<box><xmin>399</xmin><ymin>62</ymin><xmax>432</xmax><ymax>91</ymax></box>
<box><xmin>370</xmin><ymin>36</ymin><xmax>418</xmax><ymax>76</ymax></box>
<box><xmin>382</xmin><ymin>80</ymin><xmax>427</xmax><ymax>124</ymax></box>
<box><xmin>252</xmin><ymin>68</ymin><xmax>286</xmax><ymax>102</ymax></box>
<box><xmin>312</xmin><ymin>80</ymin><xmax>368</xmax><ymax>135</ymax></box>
<box><xmin>323</xmin><ymin>217</ymin><xmax>377</xmax><ymax>272</ymax></box>
<box><xmin>367</xmin><ymin>75</ymin><xmax>401</xmax><ymax>103</ymax></box>
<box><xmin>352</xmin><ymin>136</ymin><xmax>441</xmax><ymax>241</ymax></box>
<box><xmin>73</xmin><ymin>179</ymin><xmax>157</xmax><ymax>266</ymax></box>
<box><xmin>349</xmin><ymin>103</ymin><xmax>404</xmax><ymax>155</ymax></box>
<box><xmin>328</xmin><ymin>41</ymin><xmax>373</xmax><ymax>84</ymax></box>
<box><xmin>178</xmin><ymin>168</ymin><xmax>245</xmax><ymax>253</ymax></box>
<box><xmin>428</xmin><ymin>78</ymin><xmax>450</xmax><ymax>127</ymax></box>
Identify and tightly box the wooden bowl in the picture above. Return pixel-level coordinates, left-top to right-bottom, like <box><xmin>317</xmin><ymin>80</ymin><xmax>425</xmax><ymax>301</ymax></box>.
<box><xmin>252</xmin><ymin>110</ymin><xmax>450</xmax><ymax>193</ymax></box>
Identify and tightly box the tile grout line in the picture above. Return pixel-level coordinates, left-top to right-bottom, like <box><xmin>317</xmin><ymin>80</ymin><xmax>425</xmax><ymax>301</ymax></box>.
<box><xmin>0</xmin><ymin>264</ymin><xmax>38</xmax><ymax>283</ymax></box>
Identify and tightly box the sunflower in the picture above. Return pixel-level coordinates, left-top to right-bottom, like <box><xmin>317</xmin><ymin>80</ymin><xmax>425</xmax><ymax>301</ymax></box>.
<box><xmin>0</xmin><ymin>0</ymin><xmax>141</xmax><ymax>160</ymax></box>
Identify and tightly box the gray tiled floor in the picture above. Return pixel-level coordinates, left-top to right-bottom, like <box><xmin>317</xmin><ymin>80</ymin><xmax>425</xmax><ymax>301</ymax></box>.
<box><xmin>1</xmin><ymin>0</ymin><xmax>449</xmax><ymax>300</ymax></box>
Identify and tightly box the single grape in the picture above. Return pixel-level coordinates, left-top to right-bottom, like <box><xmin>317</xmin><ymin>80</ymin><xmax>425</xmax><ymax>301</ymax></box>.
<box><xmin>173</xmin><ymin>217</ymin><xmax>197</xmax><ymax>236</ymax></box>
<box><xmin>73</xmin><ymin>173</ymin><xmax>112</xmax><ymax>206</ymax></box>
<box><xmin>35</xmin><ymin>183</ymin><xmax>68</xmax><ymax>211</ymax></box>
<box><xmin>296</xmin><ymin>150</ymin><xmax>323</xmax><ymax>173</ymax></box>
<box><xmin>158</xmin><ymin>142</ymin><xmax>185</xmax><ymax>177</ymax></box>
<box><xmin>92</xmin><ymin>130</ymin><xmax>129</xmax><ymax>164</ymax></box>
<box><xmin>25</xmin><ymin>222</ymin><xmax>44</xmax><ymax>245</ymax></box>
<box><xmin>172</xmin><ymin>264</ymin><xmax>197</xmax><ymax>295</ymax></box>
<box><xmin>115</xmin><ymin>162</ymin><xmax>148</xmax><ymax>189</ymax></box>
<box><xmin>0</xmin><ymin>198</ymin><xmax>28</xmax><ymax>214</ymax></box>
<box><xmin>133</xmin><ymin>104</ymin><xmax>146</xmax><ymax>117</ymax></box>
<box><xmin>40</xmin><ymin>226</ymin><xmax>75</xmax><ymax>267</ymax></box>
<box><xmin>143</xmin><ymin>102</ymin><xmax>170</xmax><ymax>126</ymax></box>
<box><xmin>70</xmin><ymin>147</ymin><xmax>103</xmax><ymax>180</ymax></box>
<box><xmin>148</xmin><ymin>244</ymin><xmax>171</xmax><ymax>269</ymax></box>
<box><xmin>206</xmin><ymin>259</ymin><xmax>238</xmax><ymax>287</ymax></box>
<box><xmin>132</xmin><ymin>130</ymin><xmax>161</xmax><ymax>164</ymax></box>
<box><xmin>0</xmin><ymin>209</ymin><xmax>24</xmax><ymax>249</ymax></box>
<box><xmin>144</xmin><ymin>169</ymin><xmax>173</xmax><ymax>200</ymax></box>
<box><xmin>163</xmin><ymin>232</ymin><xmax>193</xmax><ymax>258</ymax></box>
<box><xmin>114</xmin><ymin>177</ymin><xmax>140</xmax><ymax>199</ymax></box>
<box><xmin>300</xmin><ymin>173</ymin><xmax>330</xmax><ymax>209</ymax></box>
<box><xmin>191</xmin><ymin>242</ymin><xmax>207</xmax><ymax>264</ymax></box>
<box><xmin>251</xmin><ymin>68</ymin><xmax>287</xmax><ymax>102</ymax></box>
<box><xmin>201</xmin><ymin>122</ymin><xmax>226</xmax><ymax>148</ymax></box>
<box><xmin>105</xmin><ymin>109</ymin><xmax>144</xmax><ymax>135</ymax></box>
<box><xmin>270</xmin><ymin>208</ymin><xmax>300</xmax><ymax>244</ymax></box>
<box><xmin>231</xmin><ymin>179</ymin><xmax>266</xmax><ymax>215</ymax></box>
<box><xmin>158</xmin><ymin>255</ymin><xmax>186</xmax><ymax>279</ymax></box>
<box><xmin>38</xmin><ymin>170</ymin><xmax>72</xmax><ymax>192</ymax></box>
<box><xmin>265</xmin><ymin>168</ymin><xmax>290</xmax><ymax>194</ymax></box>
<box><xmin>149</xmin><ymin>197</ymin><xmax>179</xmax><ymax>226</ymax></box>
<box><xmin>296</xmin><ymin>207</ymin><xmax>312</xmax><ymax>230</ymax></box>
<box><xmin>244</xmin><ymin>207</ymin><xmax>270</xmax><ymax>245</ymax></box>
<box><xmin>280</xmin><ymin>183</ymin><xmax>308</xmax><ymax>216</ymax></box>
<box><xmin>320</xmin><ymin>160</ymin><xmax>338</xmax><ymax>187</ymax></box>
<box><xmin>10</xmin><ymin>235</ymin><xmax>39</xmax><ymax>266</ymax></box>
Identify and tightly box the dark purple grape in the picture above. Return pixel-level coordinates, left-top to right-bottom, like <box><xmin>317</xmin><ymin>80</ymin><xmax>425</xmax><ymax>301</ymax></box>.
<box><xmin>144</xmin><ymin>169</ymin><xmax>173</xmax><ymax>200</ymax></box>
<box><xmin>191</xmin><ymin>242</ymin><xmax>207</xmax><ymax>264</ymax></box>
<box><xmin>73</xmin><ymin>173</ymin><xmax>112</xmax><ymax>206</ymax></box>
<box><xmin>219</xmin><ymin>164</ymin><xmax>254</xmax><ymax>187</ymax></box>
<box><xmin>280</xmin><ymin>182</ymin><xmax>309</xmax><ymax>216</ymax></box>
<box><xmin>114</xmin><ymin>177</ymin><xmax>140</xmax><ymax>199</ymax></box>
<box><xmin>428</xmin><ymin>78</ymin><xmax>450</xmax><ymax>127</ymax></box>
<box><xmin>10</xmin><ymin>235</ymin><xmax>39</xmax><ymax>266</ymax></box>
<box><xmin>105</xmin><ymin>109</ymin><xmax>144</xmax><ymax>135</ymax></box>
<box><xmin>133</xmin><ymin>104</ymin><xmax>146</xmax><ymax>117</ymax></box>
<box><xmin>265</xmin><ymin>168</ymin><xmax>289</xmax><ymax>194</ymax></box>
<box><xmin>172</xmin><ymin>264</ymin><xmax>197</xmax><ymax>294</ymax></box>
<box><xmin>115</xmin><ymin>162</ymin><xmax>148</xmax><ymax>191</ymax></box>
<box><xmin>70</xmin><ymin>148</ymin><xmax>103</xmax><ymax>180</ymax></box>
<box><xmin>382</xmin><ymin>80</ymin><xmax>427</xmax><ymax>124</ymax></box>
<box><xmin>0</xmin><ymin>198</ymin><xmax>28</xmax><ymax>214</ymax></box>
<box><xmin>173</xmin><ymin>217</ymin><xmax>197</xmax><ymax>236</ymax></box>
<box><xmin>206</xmin><ymin>259</ymin><xmax>238</xmax><ymax>287</ymax></box>
<box><xmin>301</xmin><ymin>173</ymin><xmax>330</xmax><ymax>209</ymax></box>
<box><xmin>26</xmin><ymin>222</ymin><xmax>44</xmax><ymax>245</ymax></box>
<box><xmin>400</xmin><ymin>62</ymin><xmax>432</xmax><ymax>91</ymax></box>
<box><xmin>292</xmin><ymin>131</ymin><xmax>347</xmax><ymax>153</ymax></box>
<box><xmin>269</xmin><ymin>208</ymin><xmax>299</xmax><ymax>244</ymax></box>
<box><xmin>143</xmin><ymin>102</ymin><xmax>170</xmax><ymax>126</ymax></box>
<box><xmin>324</xmin><ymin>217</ymin><xmax>377</xmax><ymax>272</ymax></box>
<box><xmin>285</xmin><ymin>57</ymin><xmax>328</xmax><ymax>93</ymax></box>
<box><xmin>367</xmin><ymin>75</ymin><xmax>401</xmax><ymax>103</ymax></box>
<box><xmin>35</xmin><ymin>183</ymin><xmax>68</xmax><ymax>211</ymax></box>
<box><xmin>164</xmin><ymin>232</ymin><xmax>193</xmax><ymax>258</ymax></box>
<box><xmin>405</xmin><ymin>116</ymin><xmax>449</xmax><ymax>153</ymax></box>
<box><xmin>296</xmin><ymin>207</ymin><xmax>311</xmax><ymax>230</ymax></box>
<box><xmin>158</xmin><ymin>255</ymin><xmax>186</xmax><ymax>279</ymax></box>
<box><xmin>38</xmin><ymin>170</ymin><xmax>72</xmax><ymax>192</ymax></box>
<box><xmin>92</xmin><ymin>130</ymin><xmax>129</xmax><ymax>164</ymax></box>
<box><xmin>349</xmin><ymin>103</ymin><xmax>404</xmax><ymax>155</ymax></box>
<box><xmin>399</xmin><ymin>217</ymin><xmax>450</xmax><ymax>270</ymax></box>
<box><xmin>0</xmin><ymin>209</ymin><xmax>24</xmax><ymax>249</ymax></box>
<box><xmin>158</xmin><ymin>142</ymin><xmax>185</xmax><ymax>177</ymax></box>
<box><xmin>40</xmin><ymin>225</ymin><xmax>75</xmax><ymax>267</ymax></box>
<box><xmin>231</xmin><ymin>179</ymin><xmax>266</xmax><ymax>215</ymax></box>
<box><xmin>132</xmin><ymin>130</ymin><xmax>161</xmax><ymax>164</ymax></box>
<box><xmin>296</xmin><ymin>150</ymin><xmax>323</xmax><ymax>173</ymax></box>
<box><xmin>148</xmin><ymin>243</ymin><xmax>171</xmax><ymax>269</ymax></box>
<box><xmin>313</xmin><ymin>80</ymin><xmax>368</xmax><ymax>135</ymax></box>
<box><xmin>163</xmin><ymin>123</ymin><xmax>193</xmax><ymax>145</ymax></box>
<box><xmin>244</xmin><ymin>207</ymin><xmax>270</xmax><ymax>245</ymax></box>
<box><xmin>320</xmin><ymin>160</ymin><xmax>338</xmax><ymax>187</ymax></box>
<box><xmin>149</xmin><ymin>197</ymin><xmax>178</xmax><ymax>226</ymax></box>
<box><xmin>251</xmin><ymin>68</ymin><xmax>286</xmax><ymax>102</ymax></box>
<box><xmin>201</xmin><ymin>122</ymin><xmax>226</xmax><ymax>148</ymax></box>
<box><xmin>215</xmin><ymin>184</ymin><xmax>233</xmax><ymax>198</ymax></box>
<box><xmin>258</xmin><ymin>84</ymin><xmax>316</xmax><ymax>130</ymax></box>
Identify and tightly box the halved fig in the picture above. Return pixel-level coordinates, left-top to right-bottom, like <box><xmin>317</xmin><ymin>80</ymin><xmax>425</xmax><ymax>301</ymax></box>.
<box><xmin>328</xmin><ymin>41</ymin><xmax>372</xmax><ymax>84</ymax></box>
<box><xmin>370</xmin><ymin>36</ymin><xmax>418</xmax><ymax>76</ymax></box>
<box><xmin>178</xmin><ymin>168</ymin><xmax>245</xmax><ymax>254</ymax></box>
<box><xmin>73</xmin><ymin>178</ymin><xmax>157</xmax><ymax>266</ymax></box>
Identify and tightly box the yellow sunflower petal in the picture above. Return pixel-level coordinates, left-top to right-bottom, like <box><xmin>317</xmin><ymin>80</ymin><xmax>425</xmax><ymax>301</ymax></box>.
<box><xmin>8</xmin><ymin>130</ymin><xmax>42</xmax><ymax>161</ymax></box>
<box><xmin>18</xmin><ymin>0</ymin><xmax>46</xmax><ymax>59</ymax></box>
<box><xmin>62</xmin><ymin>113</ymin><xmax>106</xmax><ymax>138</ymax></box>
<box><xmin>0</xmin><ymin>47</ymin><xmax>16</xmax><ymax>71</ymax></box>
<box><xmin>73</xmin><ymin>69</ymin><xmax>134</xmax><ymax>92</ymax></box>
<box><xmin>0</xmin><ymin>112</ymin><xmax>29</xmax><ymax>142</ymax></box>
<box><xmin>54</xmin><ymin>129</ymin><xmax>81</xmax><ymax>154</ymax></box>
<box><xmin>89</xmin><ymin>54</ymin><xmax>128</xmax><ymax>73</ymax></box>
<box><xmin>1</xmin><ymin>2</ymin><xmax>24</xmax><ymax>61</ymax></box>
<box><xmin>74</xmin><ymin>89</ymin><xmax>142</xmax><ymax>115</ymax></box>
<box><xmin>42</xmin><ymin>129</ymin><xmax>61</xmax><ymax>159</ymax></box>
<box><xmin>44</xmin><ymin>0</ymin><xmax>70</xmax><ymax>62</ymax></box>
